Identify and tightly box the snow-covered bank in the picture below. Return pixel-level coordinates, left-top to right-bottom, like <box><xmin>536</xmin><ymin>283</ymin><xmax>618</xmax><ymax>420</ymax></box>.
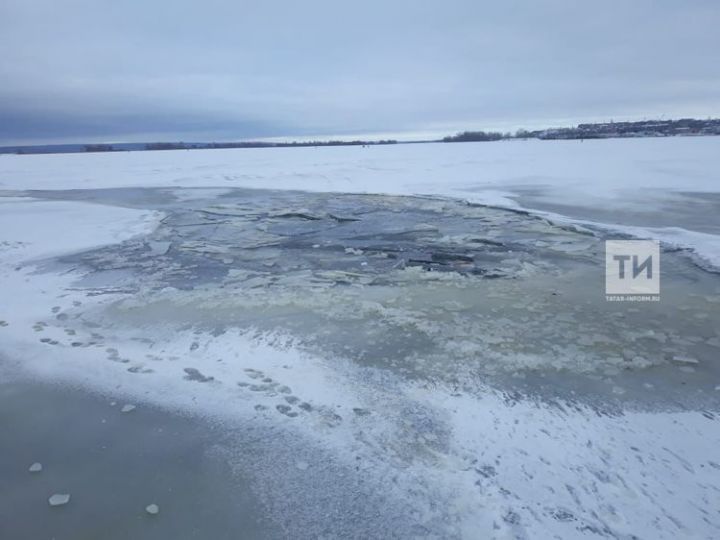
<box><xmin>2</xmin><ymin>136</ymin><xmax>719</xmax><ymax>268</ymax></box>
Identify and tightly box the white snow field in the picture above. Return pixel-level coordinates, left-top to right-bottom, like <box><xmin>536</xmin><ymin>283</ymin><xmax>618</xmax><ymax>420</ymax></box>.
<box><xmin>1</xmin><ymin>137</ymin><xmax>719</xmax><ymax>539</ymax></box>
<box><xmin>2</xmin><ymin>136</ymin><xmax>719</xmax><ymax>266</ymax></box>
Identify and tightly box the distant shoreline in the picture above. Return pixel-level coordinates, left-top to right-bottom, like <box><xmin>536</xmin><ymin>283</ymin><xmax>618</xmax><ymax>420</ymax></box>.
<box><xmin>2</xmin><ymin>117</ymin><xmax>718</xmax><ymax>156</ymax></box>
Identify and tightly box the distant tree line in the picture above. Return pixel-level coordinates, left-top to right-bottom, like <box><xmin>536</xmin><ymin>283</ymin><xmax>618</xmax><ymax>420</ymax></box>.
<box><xmin>441</xmin><ymin>118</ymin><xmax>720</xmax><ymax>143</ymax></box>
<box><xmin>84</xmin><ymin>144</ymin><xmax>115</xmax><ymax>152</ymax></box>
<box><xmin>144</xmin><ymin>139</ymin><xmax>398</xmax><ymax>151</ymax></box>
<box><xmin>4</xmin><ymin>118</ymin><xmax>719</xmax><ymax>156</ymax></box>
<box><xmin>441</xmin><ymin>131</ymin><xmax>505</xmax><ymax>142</ymax></box>
<box><xmin>1</xmin><ymin>139</ymin><xmax>399</xmax><ymax>155</ymax></box>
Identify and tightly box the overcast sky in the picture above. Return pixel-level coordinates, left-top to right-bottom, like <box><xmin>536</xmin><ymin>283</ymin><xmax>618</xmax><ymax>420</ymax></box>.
<box><xmin>1</xmin><ymin>0</ymin><xmax>719</xmax><ymax>145</ymax></box>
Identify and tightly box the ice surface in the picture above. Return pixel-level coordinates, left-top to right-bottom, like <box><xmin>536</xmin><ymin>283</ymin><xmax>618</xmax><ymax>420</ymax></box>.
<box><xmin>0</xmin><ymin>198</ymin><xmax>160</xmax><ymax>264</ymax></box>
<box><xmin>0</xmin><ymin>139</ymin><xmax>719</xmax><ymax>538</ymax></box>
<box><xmin>1</xmin><ymin>137</ymin><xmax>719</xmax><ymax>267</ymax></box>
<box><xmin>23</xmin><ymin>187</ymin><xmax>711</xmax><ymax>402</ymax></box>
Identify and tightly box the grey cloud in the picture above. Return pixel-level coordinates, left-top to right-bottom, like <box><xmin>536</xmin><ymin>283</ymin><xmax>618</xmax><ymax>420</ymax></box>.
<box><xmin>1</xmin><ymin>0</ymin><xmax>719</xmax><ymax>144</ymax></box>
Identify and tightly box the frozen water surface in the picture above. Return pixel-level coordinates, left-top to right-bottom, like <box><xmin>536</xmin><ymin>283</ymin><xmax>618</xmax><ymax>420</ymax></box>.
<box><xmin>1</xmin><ymin>140</ymin><xmax>720</xmax><ymax>539</ymax></box>
<box><xmin>27</xmin><ymin>186</ymin><xmax>720</xmax><ymax>407</ymax></box>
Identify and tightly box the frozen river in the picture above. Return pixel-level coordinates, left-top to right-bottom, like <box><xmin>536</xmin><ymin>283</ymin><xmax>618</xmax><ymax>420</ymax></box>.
<box><xmin>1</xmin><ymin>138</ymin><xmax>720</xmax><ymax>538</ymax></box>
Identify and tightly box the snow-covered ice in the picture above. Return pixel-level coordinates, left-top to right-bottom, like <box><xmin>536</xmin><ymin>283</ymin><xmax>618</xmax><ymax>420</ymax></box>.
<box><xmin>2</xmin><ymin>136</ymin><xmax>719</xmax><ymax>266</ymax></box>
<box><xmin>0</xmin><ymin>137</ymin><xmax>719</xmax><ymax>538</ymax></box>
<box><xmin>0</xmin><ymin>198</ymin><xmax>160</xmax><ymax>265</ymax></box>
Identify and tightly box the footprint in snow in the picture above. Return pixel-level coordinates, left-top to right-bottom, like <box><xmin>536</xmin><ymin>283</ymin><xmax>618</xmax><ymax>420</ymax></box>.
<box><xmin>183</xmin><ymin>367</ymin><xmax>214</xmax><ymax>382</ymax></box>
<box><xmin>276</xmin><ymin>404</ymin><xmax>298</xmax><ymax>417</ymax></box>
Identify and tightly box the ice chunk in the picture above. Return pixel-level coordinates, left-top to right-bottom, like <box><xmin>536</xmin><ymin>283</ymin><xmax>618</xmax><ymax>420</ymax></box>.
<box><xmin>48</xmin><ymin>493</ymin><xmax>70</xmax><ymax>506</ymax></box>
<box><xmin>120</xmin><ymin>404</ymin><xmax>136</xmax><ymax>413</ymax></box>
<box><xmin>148</xmin><ymin>241</ymin><xmax>171</xmax><ymax>255</ymax></box>
<box><xmin>28</xmin><ymin>462</ymin><xmax>42</xmax><ymax>473</ymax></box>
<box><xmin>673</xmin><ymin>355</ymin><xmax>699</xmax><ymax>364</ymax></box>
<box><xmin>145</xmin><ymin>503</ymin><xmax>160</xmax><ymax>515</ymax></box>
